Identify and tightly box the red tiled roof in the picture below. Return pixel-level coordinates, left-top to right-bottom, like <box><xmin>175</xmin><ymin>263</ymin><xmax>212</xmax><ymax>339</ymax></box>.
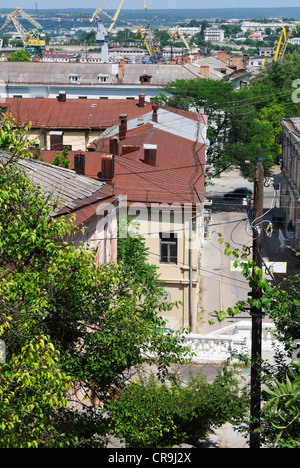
<box><xmin>100</xmin><ymin>124</ymin><xmax>206</xmax><ymax>205</ymax></box>
<box><xmin>39</xmin><ymin>121</ymin><xmax>205</xmax><ymax>206</ymax></box>
<box><xmin>38</xmin><ymin>150</ymin><xmax>103</xmax><ymax>179</ymax></box>
<box><xmin>4</xmin><ymin>97</ymin><xmax>153</xmax><ymax>130</ymax></box>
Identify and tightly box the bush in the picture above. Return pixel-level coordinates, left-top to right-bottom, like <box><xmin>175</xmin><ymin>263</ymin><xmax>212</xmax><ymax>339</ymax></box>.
<box><xmin>107</xmin><ymin>367</ymin><xmax>248</xmax><ymax>448</ymax></box>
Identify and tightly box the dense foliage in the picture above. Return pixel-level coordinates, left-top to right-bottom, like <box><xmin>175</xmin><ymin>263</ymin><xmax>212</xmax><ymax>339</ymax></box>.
<box><xmin>0</xmin><ymin>138</ymin><xmax>191</xmax><ymax>447</ymax></box>
<box><xmin>107</xmin><ymin>368</ymin><xmax>248</xmax><ymax>448</ymax></box>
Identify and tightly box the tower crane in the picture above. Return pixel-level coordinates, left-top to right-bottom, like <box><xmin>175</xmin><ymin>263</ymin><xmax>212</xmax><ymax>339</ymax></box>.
<box><xmin>133</xmin><ymin>25</ymin><xmax>161</xmax><ymax>62</ymax></box>
<box><xmin>90</xmin><ymin>0</ymin><xmax>149</xmax><ymax>62</ymax></box>
<box><xmin>174</xmin><ymin>25</ymin><xmax>198</xmax><ymax>54</ymax></box>
<box><xmin>262</xmin><ymin>25</ymin><xmax>296</xmax><ymax>68</ymax></box>
<box><xmin>273</xmin><ymin>26</ymin><xmax>287</xmax><ymax>62</ymax></box>
<box><xmin>0</xmin><ymin>7</ymin><xmax>45</xmax><ymax>59</ymax></box>
<box><xmin>278</xmin><ymin>23</ymin><xmax>298</xmax><ymax>60</ymax></box>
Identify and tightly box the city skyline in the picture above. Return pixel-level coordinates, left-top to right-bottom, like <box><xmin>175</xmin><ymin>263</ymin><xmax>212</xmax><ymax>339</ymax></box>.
<box><xmin>1</xmin><ymin>1</ymin><xmax>300</xmax><ymax>11</ymax></box>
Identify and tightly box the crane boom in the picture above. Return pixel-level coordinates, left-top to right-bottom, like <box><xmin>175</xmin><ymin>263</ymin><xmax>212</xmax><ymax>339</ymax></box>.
<box><xmin>134</xmin><ymin>26</ymin><xmax>152</xmax><ymax>56</ymax></box>
<box><xmin>279</xmin><ymin>23</ymin><xmax>297</xmax><ymax>60</ymax></box>
<box><xmin>175</xmin><ymin>26</ymin><xmax>190</xmax><ymax>50</ymax></box>
<box><xmin>90</xmin><ymin>0</ymin><xmax>150</xmax><ymax>33</ymax></box>
<box><xmin>0</xmin><ymin>8</ymin><xmax>45</xmax><ymax>59</ymax></box>
<box><xmin>273</xmin><ymin>26</ymin><xmax>287</xmax><ymax>62</ymax></box>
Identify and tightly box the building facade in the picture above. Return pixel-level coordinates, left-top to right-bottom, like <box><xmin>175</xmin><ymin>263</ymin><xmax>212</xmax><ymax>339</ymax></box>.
<box><xmin>279</xmin><ymin>118</ymin><xmax>300</xmax><ymax>249</ymax></box>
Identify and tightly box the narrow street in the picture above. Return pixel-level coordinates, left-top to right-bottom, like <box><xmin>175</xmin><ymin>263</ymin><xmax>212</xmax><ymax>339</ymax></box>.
<box><xmin>199</xmin><ymin>169</ymin><xmax>275</xmax><ymax>334</ymax></box>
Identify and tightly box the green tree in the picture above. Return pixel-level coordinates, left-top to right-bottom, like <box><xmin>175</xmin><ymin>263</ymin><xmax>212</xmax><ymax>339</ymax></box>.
<box><xmin>212</xmin><ymin>239</ymin><xmax>300</xmax><ymax>447</ymax></box>
<box><xmin>0</xmin><ymin>145</ymin><xmax>191</xmax><ymax>446</ymax></box>
<box><xmin>261</xmin><ymin>361</ymin><xmax>300</xmax><ymax>448</ymax></box>
<box><xmin>154</xmin><ymin>78</ymin><xmax>277</xmax><ymax>179</ymax></box>
<box><xmin>7</xmin><ymin>49</ymin><xmax>31</xmax><ymax>62</ymax></box>
<box><xmin>51</xmin><ymin>147</ymin><xmax>70</xmax><ymax>168</ymax></box>
<box><xmin>0</xmin><ymin>114</ymin><xmax>34</xmax><ymax>157</ymax></box>
<box><xmin>107</xmin><ymin>367</ymin><xmax>248</xmax><ymax>448</ymax></box>
<box><xmin>0</xmin><ymin>336</ymin><xmax>72</xmax><ymax>448</ymax></box>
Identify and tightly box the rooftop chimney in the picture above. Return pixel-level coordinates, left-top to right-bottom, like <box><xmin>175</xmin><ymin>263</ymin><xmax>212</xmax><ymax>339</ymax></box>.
<box><xmin>152</xmin><ymin>104</ymin><xmax>158</xmax><ymax>122</ymax></box>
<box><xmin>200</xmin><ymin>65</ymin><xmax>210</xmax><ymax>77</ymax></box>
<box><xmin>101</xmin><ymin>154</ymin><xmax>114</xmax><ymax>181</ymax></box>
<box><xmin>57</xmin><ymin>91</ymin><xmax>66</xmax><ymax>102</ymax></box>
<box><xmin>138</xmin><ymin>94</ymin><xmax>145</xmax><ymax>107</ymax></box>
<box><xmin>109</xmin><ymin>137</ymin><xmax>119</xmax><ymax>155</ymax></box>
<box><xmin>74</xmin><ymin>153</ymin><xmax>85</xmax><ymax>175</ymax></box>
<box><xmin>119</xmin><ymin>114</ymin><xmax>127</xmax><ymax>141</ymax></box>
<box><xmin>144</xmin><ymin>144</ymin><xmax>157</xmax><ymax>167</ymax></box>
<box><xmin>217</xmin><ymin>51</ymin><xmax>228</xmax><ymax>64</ymax></box>
<box><xmin>122</xmin><ymin>145</ymin><xmax>140</xmax><ymax>155</ymax></box>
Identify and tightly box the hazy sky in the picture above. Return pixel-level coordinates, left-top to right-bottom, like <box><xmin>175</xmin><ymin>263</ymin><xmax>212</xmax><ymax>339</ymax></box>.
<box><xmin>2</xmin><ymin>0</ymin><xmax>300</xmax><ymax>10</ymax></box>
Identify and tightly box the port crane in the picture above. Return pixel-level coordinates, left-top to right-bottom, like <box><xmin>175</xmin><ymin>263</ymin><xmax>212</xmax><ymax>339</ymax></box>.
<box><xmin>262</xmin><ymin>24</ymin><xmax>297</xmax><ymax>68</ymax></box>
<box><xmin>273</xmin><ymin>26</ymin><xmax>287</xmax><ymax>62</ymax></box>
<box><xmin>0</xmin><ymin>7</ymin><xmax>46</xmax><ymax>59</ymax></box>
<box><xmin>133</xmin><ymin>25</ymin><xmax>161</xmax><ymax>62</ymax></box>
<box><xmin>174</xmin><ymin>25</ymin><xmax>198</xmax><ymax>54</ymax></box>
<box><xmin>90</xmin><ymin>0</ymin><xmax>149</xmax><ymax>62</ymax></box>
<box><xmin>277</xmin><ymin>23</ymin><xmax>298</xmax><ymax>60</ymax></box>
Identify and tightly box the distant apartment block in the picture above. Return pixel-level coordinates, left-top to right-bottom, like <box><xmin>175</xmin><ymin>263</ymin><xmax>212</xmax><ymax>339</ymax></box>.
<box><xmin>203</xmin><ymin>28</ymin><xmax>225</xmax><ymax>43</ymax></box>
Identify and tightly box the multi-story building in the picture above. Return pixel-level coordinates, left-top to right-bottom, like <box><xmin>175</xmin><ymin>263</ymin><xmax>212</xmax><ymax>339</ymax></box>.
<box><xmin>279</xmin><ymin>118</ymin><xmax>300</xmax><ymax>249</ymax></box>
<box><xmin>204</xmin><ymin>27</ymin><xmax>225</xmax><ymax>43</ymax></box>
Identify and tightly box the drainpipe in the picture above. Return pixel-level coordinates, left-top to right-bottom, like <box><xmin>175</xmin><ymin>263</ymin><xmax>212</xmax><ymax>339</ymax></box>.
<box><xmin>189</xmin><ymin>217</ymin><xmax>193</xmax><ymax>333</ymax></box>
<box><xmin>189</xmin><ymin>211</ymin><xmax>202</xmax><ymax>333</ymax></box>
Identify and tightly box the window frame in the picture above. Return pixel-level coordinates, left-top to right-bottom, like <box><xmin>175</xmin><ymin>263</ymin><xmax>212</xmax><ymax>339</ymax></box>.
<box><xmin>159</xmin><ymin>232</ymin><xmax>178</xmax><ymax>264</ymax></box>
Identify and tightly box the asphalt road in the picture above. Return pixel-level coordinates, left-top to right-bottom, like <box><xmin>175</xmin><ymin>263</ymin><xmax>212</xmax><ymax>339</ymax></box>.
<box><xmin>199</xmin><ymin>169</ymin><xmax>275</xmax><ymax>334</ymax></box>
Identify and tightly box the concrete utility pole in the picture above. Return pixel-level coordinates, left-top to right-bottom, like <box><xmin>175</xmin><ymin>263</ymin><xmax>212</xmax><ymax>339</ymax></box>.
<box><xmin>250</xmin><ymin>161</ymin><xmax>264</xmax><ymax>449</ymax></box>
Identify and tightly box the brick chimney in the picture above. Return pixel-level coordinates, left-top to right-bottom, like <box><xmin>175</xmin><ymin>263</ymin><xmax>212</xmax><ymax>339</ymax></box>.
<box><xmin>57</xmin><ymin>91</ymin><xmax>66</xmax><ymax>102</ymax></box>
<box><xmin>119</xmin><ymin>114</ymin><xmax>127</xmax><ymax>141</ymax></box>
<box><xmin>231</xmin><ymin>56</ymin><xmax>243</xmax><ymax>70</ymax></box>
<box><xmin>144</xmin><ymin>144</ymin><xmax>157</xmax><ymax>167</ymax></box>
<box><xmin>74</xmin><ymin>153</ymin><xmax>85</xmax><ymax>175</ymax></box>
<box><xmin>152</xmin><ymin>104</ymin><xmax>158</xmax><ymax>122</ymax></box>
<box><xmin>138</xmin><ymin>94</ymin><xmax>145</xmax><ymax>107</ymax></box>
<box><xmin>217</xmin><ymin>51</ymin><xmax>228</xmax><ymax>64</ymax></box>
<box><xmin>118</xmin><ymin>59</ymin><xmax>125</xmax><ymax>84</ymax></box>
<box><xmin>109</xmin><ymin>137</ymin><xmax>119</xmax><ymax>155</ymax></box>
<box><xmin>122</xmin><ymin>145</ymin><xmax>140</xmax><ymax>155</ymax></box>
<box><xmin>200</xmin><ymin>65</ymin><xmax>210</xmax><ymax>77</ymax></box>
<box><xmin>101</xmin><ymin>155</ymin><xmax>114</xmax><ymax>181</ymax></box>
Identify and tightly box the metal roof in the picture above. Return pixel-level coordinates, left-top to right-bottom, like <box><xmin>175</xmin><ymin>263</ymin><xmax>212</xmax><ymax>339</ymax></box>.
<box><xmin>0</xmin><ymin>151</ymin><xmax>110</xmax><ymax>215</ymax></box>
<box><xmin>4</xmin><ymin>97</ymin><xmax>153</xmax><ymax>130</ymax></box>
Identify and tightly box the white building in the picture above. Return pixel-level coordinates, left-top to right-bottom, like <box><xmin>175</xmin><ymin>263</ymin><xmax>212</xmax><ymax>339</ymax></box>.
<box><xmin>289</xmin><ymin>37</ymin><xmax>300</xmax><ymax>45</ymax></box>
<box><xmin>204</xmin><ymin>28</ymin><xmax>225</xmax><ymax>43</ymax></box>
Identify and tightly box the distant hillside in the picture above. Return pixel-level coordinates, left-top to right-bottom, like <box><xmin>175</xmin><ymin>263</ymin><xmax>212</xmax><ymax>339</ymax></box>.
<box><xmin>1</xmin><ymin>7</ymin><xmax>300</xmax><ymax>19</ymax></box>
<box><xmin>1</xmin><ymin>7</ymin><xmax>300</xmax><ymax>28</ymax></box>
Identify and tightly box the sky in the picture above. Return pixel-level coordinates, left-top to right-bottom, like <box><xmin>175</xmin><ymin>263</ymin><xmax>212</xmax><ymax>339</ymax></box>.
<box><xmin>1</xmin><ymin>0</ymin><xmax>300</xmax><ymax>10</ymax></box>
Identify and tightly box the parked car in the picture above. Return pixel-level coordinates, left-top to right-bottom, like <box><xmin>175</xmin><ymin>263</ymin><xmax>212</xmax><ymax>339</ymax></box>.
<box><xmin>223</xmin><ymin>187</ymin><xmax>252</xmax><ymax>198</ymax></box>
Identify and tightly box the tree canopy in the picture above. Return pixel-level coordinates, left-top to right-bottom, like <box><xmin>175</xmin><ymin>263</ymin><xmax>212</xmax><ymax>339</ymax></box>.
<box><xmin>153</xmin><ymin>53</ymin><xmax>300</xmax><ymax>180</ymax></box>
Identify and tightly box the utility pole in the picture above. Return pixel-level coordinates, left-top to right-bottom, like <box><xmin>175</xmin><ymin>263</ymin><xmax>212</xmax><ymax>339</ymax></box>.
<box><xmin>250</xmin><ymin>161</ymin><xmax>264</xmax><ymax>449</ymax></box>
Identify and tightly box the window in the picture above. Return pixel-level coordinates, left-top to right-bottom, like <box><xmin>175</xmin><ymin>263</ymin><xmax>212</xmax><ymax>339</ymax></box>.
<box><xmin>139</xmin><ymin>74</ymin><xmax>152</xmax><ymax>84</ymax></box>
<box><xmin>98</xmin><ymin>74</ymin><xmax>109</xmax><ymax>83</ymax></box>
<box><xmin>69</xmin><ymin>74</ymin><xmax>81</xmax><ymax>83</ymax></box>
<box><xmin>160</xmin><ymin>233</ymin><xmax>177</xmax><ymax>264</ymax></box>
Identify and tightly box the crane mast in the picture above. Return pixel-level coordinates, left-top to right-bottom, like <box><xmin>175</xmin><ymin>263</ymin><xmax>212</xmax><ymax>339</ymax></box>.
<box><xmin>0</xmin><ymin>7</ymin><xmax>45</xmax><ymax>59</ymax></box>
<box><xmin>90</xmin><ymin>0</ymin><xmax>149</xmax><ymax>62</ymax></box>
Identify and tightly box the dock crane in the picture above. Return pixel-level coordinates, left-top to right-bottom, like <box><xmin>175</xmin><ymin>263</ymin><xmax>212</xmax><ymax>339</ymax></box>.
<box><xmin>133</xmin><ymin>25</ymin><xmax>161</xmax><ymax>62</ymax></box>
<box><xmin>174</xmin><ymin>25</ymin><xmax>198</xmax><ymax>54</ymax></box>
<box><xmin>90</xmin><ymin>0</ymin><xmax>149</xmax><ymax>62</ymax></box>
<box><xmin>0</xmin><ymin>7</ymin><xmax>45</xmax><ymax>59</ymax></box>
<box><xmin>262</xmin><ymin>25</ymin><xmax>297</xmax><ymax>68</ymax></box>
<box><xmin>278</xmin><ymin>23</ymin><xmax>298</xmax><ymax>60</ymax></box>
<box><xmin>273</xmin><ymin>26</ymin><xmax>287</xmax><ymax>62</ymax></box>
